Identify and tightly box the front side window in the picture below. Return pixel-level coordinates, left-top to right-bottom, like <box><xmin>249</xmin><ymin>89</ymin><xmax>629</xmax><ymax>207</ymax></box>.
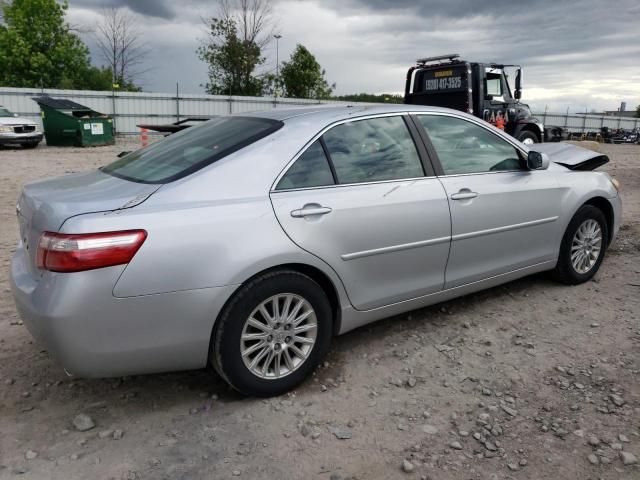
<box><xmin>416</xmin><ymin>115</ymin><xmax>522</xmax><ymax>175</ymax></box>
<box><xmin>276</xmin><ymin>140</ymin><xmax>335</xmax><ymax>190</ymax></box>
<box><xmin>322</xmin><ymin>116</ymin><xmax>424</xmax><ymax>184</ymax></box>
<box><xmin>102</xmin><ymin>116</ymin><xmax>283</xmax><ymax>184</ymax></box>
<box><xmin>0</xmin><ymin>107</ymin><xmax>13</xmax><ymax>117</ymax></box>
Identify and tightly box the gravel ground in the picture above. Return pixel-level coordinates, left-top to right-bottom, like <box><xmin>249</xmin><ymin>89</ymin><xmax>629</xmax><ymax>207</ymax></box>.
<box><xmin>0</xmin><ymin>140</ymin><xmax>638</xmax><ymax>480</ymax></box>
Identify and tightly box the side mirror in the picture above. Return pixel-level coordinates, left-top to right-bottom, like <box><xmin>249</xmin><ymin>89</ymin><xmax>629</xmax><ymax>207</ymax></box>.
<box><xmin>527</xmin><ymin>151</ymin><xmax>550</xmax><ymax>170</ymax></box>
<box><xmin>13</xmin><ymin>113</ymin><xmax>19</xmax><ymax>117</ymax></box>
<box><xmin>514</xmin><ymin>68</ymin><xmax>522</xmax><ymax>100</ymax></box>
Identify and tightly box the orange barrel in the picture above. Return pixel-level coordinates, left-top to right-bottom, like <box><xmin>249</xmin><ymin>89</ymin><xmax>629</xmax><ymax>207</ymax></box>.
<box><xmin>140</xmin><ymin>127</ymin><xmax>149</xmax><ymax>147</ymax></box>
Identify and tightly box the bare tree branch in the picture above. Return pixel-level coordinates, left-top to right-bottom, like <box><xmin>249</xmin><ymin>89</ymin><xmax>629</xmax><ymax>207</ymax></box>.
<box><xmin>94</xmin><ymin>7</ymin><xmax>151</xmax><ymax>87</ymax></box>
<box><xmin>217</xmin><ymin>0</ymin><xmax>277</xmax><ymax>48</ymax></box>
<box><xmin>198</xmin><ymin>0</ymin><xmax>278</xmax><ymax>95</ymax></box>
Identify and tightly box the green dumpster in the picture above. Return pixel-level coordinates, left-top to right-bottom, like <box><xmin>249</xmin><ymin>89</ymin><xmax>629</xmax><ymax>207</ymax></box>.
<box><xmin>32</xmin><ymin>96</ymin><xmax>114</xmax><ymax>147</ymax></box>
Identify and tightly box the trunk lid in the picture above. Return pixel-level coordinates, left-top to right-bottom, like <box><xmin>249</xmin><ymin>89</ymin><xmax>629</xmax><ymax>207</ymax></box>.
<box><xmin>16</xmin><ymin>169</ymin><xmax>160</xmax><ymax>276</ymax></box>
<box><xmin>533</xmin><ymin>142</ymin><xmax>609</xmax><ymax>171</ymax></box>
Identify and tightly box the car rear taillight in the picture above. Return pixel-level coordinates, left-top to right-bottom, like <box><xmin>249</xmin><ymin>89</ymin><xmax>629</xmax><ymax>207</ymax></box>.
<box><xmin>36</xmin><ymin>230</ymin><xmax>147</xmax><ymax>273</ymax></box>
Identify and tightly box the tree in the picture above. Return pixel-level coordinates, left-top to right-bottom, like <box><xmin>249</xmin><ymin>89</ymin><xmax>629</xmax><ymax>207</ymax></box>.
<box><xmin>0</xmin><ymin>0</ymin><xmax>95</xmax><ymax>89</ymax></box>
<box><xmin>636</xmin><ymin>104</ymin><xmax>640</xmax><ymax>118</ymax></box>
<box><xmin>280</xmin><ymin>44</ymin><xmax>334</xmax><ymax>99</ymax></box>
<box><xmin>198</xmin><ymin>0</ymin><xmax>276</xmax><ymax>96</ymax></box>
<box><xmin>72</xmin><ymin>65</ymin><xmax>116</xmax><ymax>91</ymax></box>
<box><xmin>94</xmin><ymin>7</ymin><xmax>149</xmax><ymax>90</ymax></box>
<box><xmin>334</xmin><ymin>93</ymin><xmax>404</xmax><ymax>104</ymax></box>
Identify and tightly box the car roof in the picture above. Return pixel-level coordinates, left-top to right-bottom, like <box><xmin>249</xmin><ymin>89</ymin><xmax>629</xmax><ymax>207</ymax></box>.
<box><xmin>241</xmin><ymin>104</ymin><xmax>459</xmax><ymax>125</ymax></box>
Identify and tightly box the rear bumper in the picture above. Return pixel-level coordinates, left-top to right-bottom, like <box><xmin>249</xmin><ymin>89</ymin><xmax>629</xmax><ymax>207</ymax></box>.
<box><xmin>0</xmin><ymin>132</ymin><xmax>43</xmax><ymax>145</ymax></box>
<box><xmin>10</xmin><ymin>244</ymin><xmax>237</xmax><ymax>377</ymax></box>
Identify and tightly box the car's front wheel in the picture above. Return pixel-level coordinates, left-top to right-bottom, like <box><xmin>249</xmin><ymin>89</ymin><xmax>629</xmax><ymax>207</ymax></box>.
<box><xmin>552</xmin><ymin>205</ymin><xmax>608</xmax><ymax>284</ymax></box>
<box><xmin>211</xmin><ymin>270</ymin><xmax>333</xmax><ymax>396</ymax></box>
<box><xmin>517</xmin><ymin>130</ymin><xmax>539</xmax><ymax>145</ymax></box>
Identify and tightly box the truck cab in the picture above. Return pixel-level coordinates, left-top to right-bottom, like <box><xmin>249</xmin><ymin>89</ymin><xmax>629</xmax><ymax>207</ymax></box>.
<box><xmin>404</xmin><ymin>54</ymin><xmax>545</xmax><ymax>144</ymax></box>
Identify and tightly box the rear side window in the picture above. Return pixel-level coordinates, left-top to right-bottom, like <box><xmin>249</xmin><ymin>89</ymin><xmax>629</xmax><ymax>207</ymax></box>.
<box><xmin>322</xmin><ymin>116</ymin><xmax>424</xmax><ymax>184</ymax></box>
<box><xmin>276</xmin><ymin>140</ymin><xmax>335</xmax><ymax>190</ymax></box>
<box><xmin>102</xmin><ymin>116</ymin><xmax>283</xmax><ymax>184</ymax></box>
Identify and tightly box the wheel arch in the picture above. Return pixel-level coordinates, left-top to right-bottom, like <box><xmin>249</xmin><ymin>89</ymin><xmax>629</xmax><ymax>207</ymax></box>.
<box><xmin>207</xmin><ymin>262</ymin><xmax>343</xmax><ymax>367</ymax></box>
<box><xmin>515</xmin><ymin>123</ymin><xmax>542</xmax><ymax>142</ymax></box>
<box><xmin>582</xmin><ymin>196</ymin><xmax>615</xmax><ymax>245</ymax></box>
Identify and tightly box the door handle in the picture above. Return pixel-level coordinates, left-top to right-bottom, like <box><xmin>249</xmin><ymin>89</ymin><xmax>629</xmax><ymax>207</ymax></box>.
<box><xmin>290</xmin><ymin>205</ymin><xmax>333</xmax><ymax>218</ymax></box>
<box><xmin>450</xmin><ymin>189</ymin><xmax>478</xmax><ymax>200</ymax></box>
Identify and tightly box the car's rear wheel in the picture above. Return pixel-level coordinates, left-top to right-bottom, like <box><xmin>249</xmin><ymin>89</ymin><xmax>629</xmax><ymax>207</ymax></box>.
<box><xmin>211</xmin><ymin>270</ymin><xmax>332</xmax><ymax>397</ymax></box>
<box><xmin>552</xmin><ymin>205</ymin><xmax>608</xmax><ymax>284</ymax></box>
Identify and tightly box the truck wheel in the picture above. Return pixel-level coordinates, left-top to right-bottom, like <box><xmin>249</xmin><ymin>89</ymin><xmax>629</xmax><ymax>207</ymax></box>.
<box><xmin>517</xmin><ymin>131</ymin><xmax>538</xmax><ymax>145</ymax></box>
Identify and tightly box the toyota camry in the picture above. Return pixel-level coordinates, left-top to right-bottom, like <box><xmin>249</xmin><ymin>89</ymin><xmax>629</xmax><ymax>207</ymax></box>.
<box><xmin>10</xmin><ymin>105</ymin><xmax>621</xmax><ymax>396</ymax></box>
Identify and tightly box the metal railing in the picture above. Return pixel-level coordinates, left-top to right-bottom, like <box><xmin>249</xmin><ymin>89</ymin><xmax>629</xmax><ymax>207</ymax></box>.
<box><xmin>2</xmin><ymin>87</ymin><xmax>638</xmax><ymax>135</ymax></box>
<box><xmin>0</xmin><ymin>87</ymin><xmax>365</xmax><ymax>135</ymax></box>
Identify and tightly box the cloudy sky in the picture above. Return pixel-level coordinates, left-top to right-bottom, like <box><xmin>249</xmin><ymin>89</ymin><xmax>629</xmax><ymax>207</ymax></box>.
<box><xmin>67</xmin><ymin>0</ymin><xmax>640</xmax><ymax>113</ymax></box>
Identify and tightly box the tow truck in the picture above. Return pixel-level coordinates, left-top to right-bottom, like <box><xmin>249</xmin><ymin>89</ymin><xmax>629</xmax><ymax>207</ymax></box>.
<box><xmin>404</xmin><ymin>54</ymin><xmax>562</xmax><ymax>144</ymax></box>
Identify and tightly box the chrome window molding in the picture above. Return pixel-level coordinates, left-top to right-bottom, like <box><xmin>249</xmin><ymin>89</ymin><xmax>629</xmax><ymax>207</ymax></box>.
<box><xmin>271</xmin><ymin>175</ymin><xmax>434</xmax><ymax>194</ymax></box>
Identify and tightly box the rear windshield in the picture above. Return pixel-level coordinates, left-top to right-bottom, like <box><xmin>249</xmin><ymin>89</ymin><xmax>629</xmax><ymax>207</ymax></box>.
<box><xmin>101</xmin><ymin>116</ymin><xmax>283</xmax><ymax>184</ymax></box>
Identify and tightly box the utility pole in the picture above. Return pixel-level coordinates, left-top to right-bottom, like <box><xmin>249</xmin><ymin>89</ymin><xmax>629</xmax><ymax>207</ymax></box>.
<box><xmin>274</xmin><ymin>34</ymin><xmax>282</xmax><ymax>105</ymax></box>
<box><xmin>111</xmin><ymin>70</ymin><xmax>118</xmax><ymax>134</ymax></box>
<box><xmin>176</xmin><ymin>82</ymin><xmax>180</xmax><ymax>123</ymax></box>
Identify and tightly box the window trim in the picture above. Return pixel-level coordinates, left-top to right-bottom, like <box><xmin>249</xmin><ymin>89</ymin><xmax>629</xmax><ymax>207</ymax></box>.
<box><xmin>272</xmin><ymin>113</ymin><xmax>433</xmax><ymax>192</ymax></box>
<box><xmin>410</xmin><ymin>112</ymin><xmax>529</xmax><ymax>177</ymax></box>
<box><xmin>274</xmin><ymin>138</ymin><xmax>336</xmax><ymax>191</ymax></box>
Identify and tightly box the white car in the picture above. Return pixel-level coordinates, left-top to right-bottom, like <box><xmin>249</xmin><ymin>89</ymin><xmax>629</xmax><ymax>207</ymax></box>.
<box><xmin>0</xmin><ymin>106</ymin><xmax>43</xmax><ymax>148</ymax></box>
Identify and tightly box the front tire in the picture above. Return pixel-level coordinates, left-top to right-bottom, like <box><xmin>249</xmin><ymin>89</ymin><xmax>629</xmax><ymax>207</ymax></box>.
<box><xmin>517</xmin><ymin>130</ymin><xmax>539</xmax><ymax>145</ymax></box>
<box><xmin>552</xmin><ymin>205</ymin><xmax>608</xmax><ymax>284</ymax></box>
<box><xmin>212</xmin><ymin>270</ymin><xmax>333</xmax><ymax>397</ymax></box>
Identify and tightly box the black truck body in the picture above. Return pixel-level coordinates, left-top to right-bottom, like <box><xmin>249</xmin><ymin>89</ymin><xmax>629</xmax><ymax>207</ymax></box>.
<box><xmin>404</xmin><ymin>54</ymin><xmax>561</xmax><ymax>143</ymax></box>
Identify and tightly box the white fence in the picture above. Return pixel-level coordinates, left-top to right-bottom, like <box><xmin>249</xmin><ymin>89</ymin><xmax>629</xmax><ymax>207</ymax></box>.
<box><xmin>1</xmin><ymin>87</ymin><xmax>638</xmax><ymax>135</ymax></box>
<box><xmin>0</xmin><ymin>87</ymin><xmax>362</xmax><ymax>135</ymax></box>
<box><xmin>540</xmin><ymin>111</ymin><xmax>639</xmax><ymax>133</ymax></box>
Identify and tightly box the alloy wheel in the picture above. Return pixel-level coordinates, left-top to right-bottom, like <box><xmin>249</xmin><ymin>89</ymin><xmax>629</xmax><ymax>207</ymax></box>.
<box><xmin>240</xmin><ymin>293</ymin><xmax>318</xmax><ymax>379</ymax></box>
<box><xmin>570</xmin><ymin>219</ymin><xmax>602</xmax><ymax>274</ymax></box>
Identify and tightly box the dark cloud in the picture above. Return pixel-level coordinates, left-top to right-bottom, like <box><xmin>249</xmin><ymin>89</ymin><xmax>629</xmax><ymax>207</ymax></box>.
<box><xmin>72</xmin><ymin>0</ymin><xmax>175</xmax><ymax>19</ymax></box>
<box><xmin>325</xmin><ymin>0</ymin><xmax>531</xmax><ymax>16</ymax></box>
<box><xmin>67</xmin><ymin>0</ymin><xmax>640</xmax><ymax>111</ymax></box>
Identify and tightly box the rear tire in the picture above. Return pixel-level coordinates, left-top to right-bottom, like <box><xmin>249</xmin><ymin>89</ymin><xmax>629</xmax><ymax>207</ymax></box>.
<box><xmin>552</xmin><ymin>205</ymin><xmax>608</xmax><ymax>284</ymax></box>
<box><xmin>211</xmin><ymin>270</ymin><xmax>333</xmax><ymax>397</ymax></box>
<box><xmin>517</xmin><ymin>130</ymin><xmax>539</xmax><ymax>145</ymax></box>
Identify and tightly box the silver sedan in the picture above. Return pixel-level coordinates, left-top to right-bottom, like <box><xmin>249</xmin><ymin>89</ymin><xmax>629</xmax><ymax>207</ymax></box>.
<box><xmin>10</xmin><ymin>105</ymin><xmax>621</xmax><ymax>396</ymax></box>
